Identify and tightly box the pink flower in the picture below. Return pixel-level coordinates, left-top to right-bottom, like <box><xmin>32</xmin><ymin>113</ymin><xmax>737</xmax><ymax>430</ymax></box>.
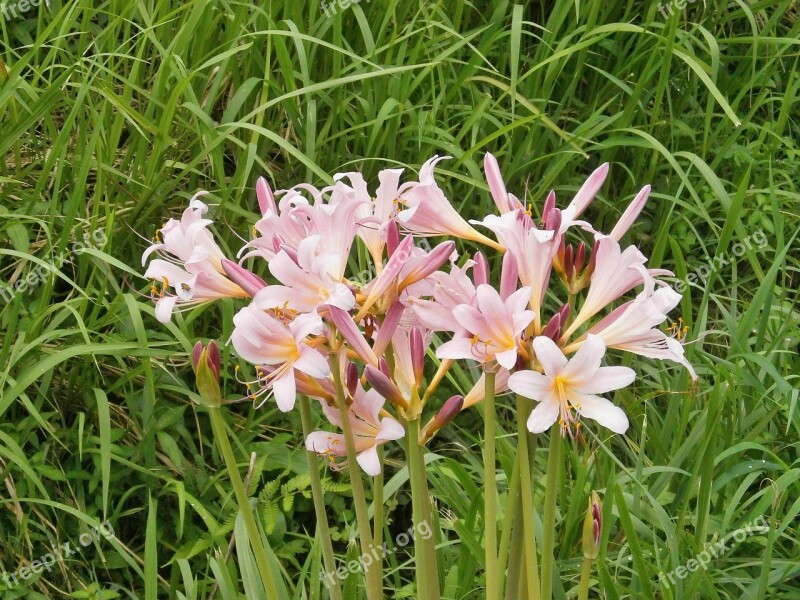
<box><xmin>408</xmin><ymin>258</ymin><xmax>479</xmax><ymax>332</ymax></box>
<box><xmin>475</xmin><ymin>210</ymin><xmax>558</xmax><ymax>320</ymax></box>
<box><xmin>570</xmin><ymin>279</ymin><xmax>696</xmax><ymax>378</ymax></box>
<box><xmin>352</xmin><ymin>167</ymin><xmax>405</xmax><ymax>267</ymax></box>
<box><xmin>437</xmin><ymin>284</ymin><xmax>535</xmax><ymax>370</ymax></box>
<box><xmin>560</xmin><ymin>238</ymin><xmax>670</xmax><ymax>341</ymax></box>
<box><xmin>306</xmin><ymin>383</ymin><xmax>405</xmax><ymax>476</ymax></box>
<box><xmin>254</xmin><ymin>236</ymin><xmax>355</xmax><ymax>313</ymax></box>
<box><xmin>142</xmin><ymin>196</ymin><xmax>249</xmax><ymax>322</ymax></box>
<box><xmin>508</xmin><ymin>335</ymin><xmax>634</xmax><ymax>435</ymax></box>
<box><xmin>231</xmin><ymin>306</ymin><xmax>330</xmax><ymax>412</ymax></box>
<box><xmin>396</xmin><ymin>156</ymin><xmax>502</xmax><ymax>250</ymax></box>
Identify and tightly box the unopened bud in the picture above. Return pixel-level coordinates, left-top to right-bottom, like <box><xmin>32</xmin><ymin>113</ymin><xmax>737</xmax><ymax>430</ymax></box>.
<box><xmin>574</xmin><ymin>242</ymin><xmax>586</xmax><ymax>273</ymax></box>
<box><xmin>256</xmin><ymin>177</ymin><xmax>276</xmax><ymax>215</ymax></box>
<box><xmin>541</xmin><ymin>313</ymin><xmax>562</xmax><ymax>341</ymax></box>
<box><xmin>365</xmin><ymin>365</ymin><xmax>408</xmax><ymax>410</ymax></box>
<box><xmin>346</xmin><ymin>362</ymin><xmax>359</xmax><ymax>398</ymax></box>
<box><xmin>545</xmin><ymin>206</ymin><xmax>562</xmax><ymax>233</ymax></box>
<box><xmin>221</xmin><ymin>259</ymin><xmax>267</xmax><ymax>297</ymax></box>
<box><xmin>473</xmin><ymin>251</ymin><xmax>489</xmax><ymax>286</ymax></box>
<box><xmin>582</xmin><ymin>491</ymin><xmax>602</xmax><ymax>559</ymax></box>
<box><xmin>419</xmin><ymin>395</ymin><xmax>464</xmax><ymax>444</ymax></box>
<box><xmin>192</xmin><ymin>341</ymin><xmax>222</xmax><ymax>408</ymax></box>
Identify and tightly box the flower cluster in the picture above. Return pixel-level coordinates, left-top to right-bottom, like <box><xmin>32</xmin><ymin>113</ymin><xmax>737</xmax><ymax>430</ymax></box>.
<box><xmin>142</xmin><ymin>154</ymin><xmax>695</xmax><ymax>474</ymax></box>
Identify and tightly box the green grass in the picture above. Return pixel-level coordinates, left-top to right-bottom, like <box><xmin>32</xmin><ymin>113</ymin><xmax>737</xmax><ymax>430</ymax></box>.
<box><xmin>1</xmin><ymin>0</ymin><xmax>798</xmax><ymax>598</ymax></box>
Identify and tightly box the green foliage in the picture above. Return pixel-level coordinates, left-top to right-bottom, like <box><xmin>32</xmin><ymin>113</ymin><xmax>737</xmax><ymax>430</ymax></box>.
<box><xmin>0</xmin><ymin>0</ymin><xmax>798</xmax><ymax>598</ymax></box>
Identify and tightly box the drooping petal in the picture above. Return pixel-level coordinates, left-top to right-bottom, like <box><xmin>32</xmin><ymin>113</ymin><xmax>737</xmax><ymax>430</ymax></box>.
<box><xmin>272</xmin><ymin>370</ymin><xmax>297</xmax><ymax>412</ymax></box>
<box><xmin>526</xmin><ymin>399</ymin><xmax>560</xmax><ymax>433</ymax></box>
<box><xmin>576</xmin><ymin>394</ymin><xmax>629</xmax><ymax>434</ymax></box>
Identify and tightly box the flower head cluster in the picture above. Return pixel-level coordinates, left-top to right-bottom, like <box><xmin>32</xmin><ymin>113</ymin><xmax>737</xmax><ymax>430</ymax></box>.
<box><xmin>142</xmin><ymin>154</ymin><xmax>695</xmax><ymax>473</ymax></box>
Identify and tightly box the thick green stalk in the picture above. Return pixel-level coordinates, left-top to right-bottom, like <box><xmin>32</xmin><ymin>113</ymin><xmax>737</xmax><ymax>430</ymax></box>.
<box><xmin>209</xmin><ymin>408</ymin><xmax>280</xmax><ymax>600</ymax></box>
<box><xmin>483</xmin><ymin>370</ymin><xmax>499</xmax><ymax>600</ymax></box>
<box><xmin>298</xmin><ymin>395</ymin><xmax>343</xmax><ymax>600</ymax></box>
<box><xmin>329</xmin><ymin>352</ymin><xmax>383</xmax><ymax>599</ymax></box>
<box><xmin>497</xmin><ymin>447</ymin><xmax>520</xmax><ymax>588</ymax></box>
<box><xmin>577</xmin><ymin>557</ymin><xmax>593</xmax><ymax>600</ymax></box>
<box><xmin>516</xmin><ymin>395</ymin><xmax>541</xmax><ymax>600</ymax></box>
<box><xmin>539</xmin><ymin>430</ymin><xmax>563</xmax><ymax>600</ymax></box>
<box><xmin>406</xmin><ymin>418</ymin><xmax>440</xmax><ymax>600</ymax></box>
<box><xmin>373</xmin><ymin>446</ymin><xmax>385</xmax><ymax>576</ymax></box>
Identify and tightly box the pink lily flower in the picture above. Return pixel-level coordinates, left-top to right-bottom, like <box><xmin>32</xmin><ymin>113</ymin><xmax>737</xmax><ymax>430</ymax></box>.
<box><xmin>142</xmin><ymin>195</ymin><xmax>250</xmax><ymax>322</ymax></box>
<box><xmin>231</xmin><ymin>306</ymin><xmax>330</xmax><ymax>412</ymax></box>
<box><xmin>437</xmin><ymin>284</ymin><xmax>535</xmax><ymax>370</ymax></box>
<box><xmin>408</xmin><ymin>258</ymin><xmax>479</xmax><ymax>332</ymax></box>
<box><xmin>306</xmin><ymin>383</ymin><xmax>405</xmax><ymax>476</ymax></box>
<box><xmin>144</xmin><ymin>259</ymin><xmax>250</xmax><ymax>323</ymax></box>
<box><xmin>475</xmin><ymin>209</ymin><xmax>558</xmax><ymax>320</ymax></box>
<box><xmin>508</xmin><ymin>335</ymin><xmax>634</xmax><ymax>435</ymax></box>
<box><xmin>396</xmin><ymin>156</ymin><xmax>503</xmax><ymax>250</ymax></box>
<box><xmin>560</xmin><ymin>238</ymin><xmax>671</xmax><ymax>341</ymax></box>
<box><xmin>570</xmin><ymin>279</ymin><xmax>697</xmax><ymax>378</ymax></box>
<box><xmin>351</xmin><ymin>167</ymin><xmax>405</xmax><ymax>268</ymax></box>
<box><xmin>254</xmin><ymin>236</ymin><xmax>355</xmax><ymax>313</ymax></box>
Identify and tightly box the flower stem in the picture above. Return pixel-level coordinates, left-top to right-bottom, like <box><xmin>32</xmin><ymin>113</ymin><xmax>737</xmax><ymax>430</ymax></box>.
<box><xmin>517</xmin><ymin>395</ymin><xmax>541</xmax><ymax>600</ymax></box>
<box><xmin>483</xmin><ymin>370</ymin><xmax>499</xmax><ymax>600</ymax></box>
<box><xmin>539</xmin><ymin>430</ymin><xmax>562</xmax><ymax>600</ymax></box>
<box><xmin>330</xmin><ymin>351</ymin><xmax>383</xmax><ymax>599</ymax></box>
<box><xmin>577</xmin><ymin>557</ymin><xmax>593</xmax><ymax>600</ymax></box>
<box><xmin>406</xmin><ymin>417</ymin><xmax>440</xmax><ymax>600</ymax></box>
<box><xmin>298</xmin><ymin>395</ymin><xmax>343</xmax><ymax>600</ymax></box>
<box><xmin>373</xmin><ymin>445</ymin><xmax>385</xmax><ymax>574</ymax></box>
<box><xmin>209</xmin><ymin>408</ymin><xmax>280</xmax><ymax>600</ymax></box>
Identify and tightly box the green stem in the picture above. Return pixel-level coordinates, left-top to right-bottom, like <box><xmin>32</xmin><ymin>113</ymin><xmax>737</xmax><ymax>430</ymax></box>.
<box><xmin>330</xmin><ymin>352</ymin><xmax>383</xmax><ymax>599</ymax></box>
<box><xmin>373</xmin><ymin>446</ymin><xmax>385</xmax><ymax>576</ymax></box>
<box><xmin>577</xmin><ymin>557</ymin><xmax>593</xmax><ymax>600</ymax></box>
<box><xmin>517</xmin><ymin>395</ymin><xmax>541</xmax><ymax>600</ymax></box>
<box><xmin>504</xmin><ymin>490</ymin><xmax>525</xmax><ymax>600</ymax></box>
<box><xmin>539</xmin><ymin>430</ymin><xmax>563</xmax><ymax>600</ymax></box>
<box><xmin>483</xmin><ymin>370</ymin><xmax>499</xmax><ymax>600</ymax></box>
<box><xmin>497</xmin><ymin>448</ymin><xmax>520</xmax><ymax>587</ymax></box>
<box><xmin>298</xmin><ymin>395</ymin><xmax>343</xmax><ymax>600</ymax></box>
<box><xmin>209</xmin><ymin>408</ymin><xmax>280</xmax><ymax>600</ymax></box>
<box><xmin>406</xmin><ymin>418</ymin><xmax>440</xmax><ymax>600</ymax></box>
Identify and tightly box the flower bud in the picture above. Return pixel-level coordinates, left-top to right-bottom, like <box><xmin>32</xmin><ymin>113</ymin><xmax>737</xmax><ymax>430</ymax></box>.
<box><xmin>582</xmin><ymin>491</ymin><xmax>602</xmax><ymax>559</ymax></box>
<box><xmin>419</xmin><ymin>395</ymin><xmax>463</xmax><ymax>444</ymax></box>
<box><xmin>473</xmin><ymin>251</ymin><xmax>489</xmax><ymax>286</ymax></box>
<box><xmin>346</xmin><ymin>361</ymin><xmax>360</xmax><ymax>398</ymax></box>
<box><xmin>221</xmin><ymin>259</ymin><xmax>267</xmax><ymax>297</ymax></box>
<box><xmin>365</xmin><ymin>365</ymin><xmax>408</xmax><ymax>410</ymax></box>
<box><xmin>192</xmin><ymin>340</ymin><xmax>222</xmax><ymax>408</ymax></box>
<box><xmin>542</xmin><ymin>190</ymin><xmax>556</xmax><ymax>222</ymax></box>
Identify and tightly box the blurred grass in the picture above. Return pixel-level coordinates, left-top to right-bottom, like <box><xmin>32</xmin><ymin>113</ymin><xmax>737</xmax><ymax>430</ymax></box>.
<box><xmin>0</xmin><ymin>0</ymin><xmax>798</xmax><ymax>598</ymax></box>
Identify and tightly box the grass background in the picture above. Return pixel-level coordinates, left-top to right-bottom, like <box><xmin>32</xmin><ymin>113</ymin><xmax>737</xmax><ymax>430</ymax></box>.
<box><xmin>0</xmin><ymin>0</ymin><xmax>798</xmax><ymax>598</ymax></box>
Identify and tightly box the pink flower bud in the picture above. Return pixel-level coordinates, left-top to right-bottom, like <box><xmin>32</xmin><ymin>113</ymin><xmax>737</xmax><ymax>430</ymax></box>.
<box><xmin>221</xmin><ymin>259</ymin><xmax>267</xmax><ymax>297</ymax></box>
<box><xmin>582</xmin><ymin>491</ymin><xmax>602</xmax><ymax>559</ymax></box>
<box><xmin>365</xmin><ymin>365</ymin><xmax>408</xmax><ymax>409</ymax></box>
<box><xmin>473</xmin><ymin>251</ymin><xmax>489</xmax><ymax>286</ymax></box>
<box><xmin>434</xmin><ymin>395</ymin><xmax>463</xmax><ymax>428</ymax></box>
<box><xmin>346</xmin><ymin>361</ymin><xmax>359</xmax><ymax>398</ymax></box>
<box><xmin>192</xmin><ymin>340</ymin><xmax>221</xmax><ymax>408</ymax></box>
<box><xmin>574</xmin><ymin>241</ymin><xmax>586</xmax><ymax>273</ymax></box>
